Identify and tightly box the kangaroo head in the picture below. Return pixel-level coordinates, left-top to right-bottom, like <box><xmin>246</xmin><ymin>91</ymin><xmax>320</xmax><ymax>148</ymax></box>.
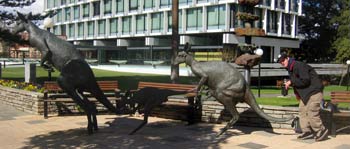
<box><xmin>175</xmin><ymin>51</ymin><xmax>195</xmax><ymax>65</ymax></box>
<box><xmin>174</xmin><ymin>42</ymin><xmax>194</xmax><ymax>65</ymax></box>
<box><xmin>12</xmin><ymin>12</ymin><xmax>32</xmax><ymax>35</ymax></box>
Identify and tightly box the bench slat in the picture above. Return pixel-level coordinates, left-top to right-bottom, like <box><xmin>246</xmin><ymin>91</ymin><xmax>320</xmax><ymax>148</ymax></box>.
<box><xmin>331</xmin><ymin>100</ymin><xmax>350</xmax><ymax>103</ymax></box>
<box><xmin>330</xmin><ymin>91</ymin><xmax>350</xmax><ymax>103</ymax></box>
<box><xmin>329</xmin><ymin>91</ymin><xmax>350</xmax><ymax>137</ymax></box>
<box><xmin>138</xmin><ymin>81</ymin><xmax>195</xmax><ymax>91</ymax></box>
<box><xmin>44</xmin><ymin>81</ymin><xmax>119</xmax><ymax>93</ymax></box>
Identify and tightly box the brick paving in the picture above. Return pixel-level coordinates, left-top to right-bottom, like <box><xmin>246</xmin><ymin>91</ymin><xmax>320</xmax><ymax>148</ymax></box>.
<box><xmin>0</xmin><ymin>103</ymin><xmax>350</xmax><ymax>149</ymax></box>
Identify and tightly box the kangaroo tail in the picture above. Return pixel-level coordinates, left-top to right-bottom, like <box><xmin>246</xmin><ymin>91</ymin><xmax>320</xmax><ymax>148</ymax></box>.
<box><xmin>244</xmin><ymin>86</ymin><xmax>294</xmax><ymax>122</ymax></box>
<box><xmin>89</xmin><ymin>82</ymin><xmax>117</xmax><ymax>113</ymax></box>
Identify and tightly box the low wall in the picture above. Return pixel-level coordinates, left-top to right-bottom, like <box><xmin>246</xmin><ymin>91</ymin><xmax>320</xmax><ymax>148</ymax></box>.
<box><xmin>0</xmin><ymin>86</ymin><xmax>43</xmax><ymax>114</ymax></box>
<box><xmin>201</xmin><ymin>100</ymin><xmax>334</xmax><ymax>130</ymax></box>
<box><xmin>0</xmin><ymin>86</ymin><xmax>341</xmax><ymax>130</ymax></box>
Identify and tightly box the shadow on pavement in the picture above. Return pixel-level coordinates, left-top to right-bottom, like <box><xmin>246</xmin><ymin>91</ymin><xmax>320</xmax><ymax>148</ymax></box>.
<box><xmin>21</xmin><ymin>115</ymin><xmax>284</xmax><ymax>148</ymax></box>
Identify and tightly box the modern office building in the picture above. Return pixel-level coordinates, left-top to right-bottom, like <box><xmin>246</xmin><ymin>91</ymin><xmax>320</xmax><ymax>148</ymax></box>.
<box><xmin>44</xmin><ymin>0</ymin><xmax>302</xmax><ymax>65</ymax></box>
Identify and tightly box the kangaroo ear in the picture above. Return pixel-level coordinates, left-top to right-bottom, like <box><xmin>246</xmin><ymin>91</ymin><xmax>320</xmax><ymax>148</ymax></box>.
<box><xmin>184</xmin><ymin>42</ymin><xmax>191</xmax><ymax>53</ymax></box>
<box><xmin>27</xmin><ymin>12</ymin><xmax>33</xmax><ymax>20</ymax></box>
<box><xmin>17</xmin><ymin>11</ymin><xmax>28</xmax><ymax>23</ymax></box>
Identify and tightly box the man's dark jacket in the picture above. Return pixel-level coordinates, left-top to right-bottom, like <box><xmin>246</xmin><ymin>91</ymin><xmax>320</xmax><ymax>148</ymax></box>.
<box><xmin>287</xmin><ymin>59</ymin><xmax>323</xmax><ymax>104</ymax></box>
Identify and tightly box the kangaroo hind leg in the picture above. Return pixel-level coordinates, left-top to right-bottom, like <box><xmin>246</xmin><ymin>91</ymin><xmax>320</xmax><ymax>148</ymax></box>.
<box><xmin>57</xmin><ymin>76</ymin><xmax>95</xmax><ymax>134</ymax></box>
<box><xmin>78</xmin><ymin>89</ymin><xmax>99</xmax><ymax>131</ymax></box>
<box><xmin>216</xmin><ymin>96</ymin><xmax>240</xmax><ymax>137</ymax></box>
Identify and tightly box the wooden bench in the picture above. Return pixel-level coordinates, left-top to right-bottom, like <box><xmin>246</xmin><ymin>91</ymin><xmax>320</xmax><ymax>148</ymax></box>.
<box><xmin>43</xmin><ymin>81</ymin><xmax>120</xmax><ymax>118</ymax></box>
<box><xmin>133</xmin><ymin>81</ymin><xmax>200</xmax><ymax>124</ymax></box>
<box><xmin>329</xmin><ymin>91</ymin><xmax>350</xmax><ymax>137</ymax></box>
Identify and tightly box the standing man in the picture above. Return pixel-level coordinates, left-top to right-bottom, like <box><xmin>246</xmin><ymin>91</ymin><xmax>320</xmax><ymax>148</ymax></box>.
<box><xmin>278</xmin><ymin>52</ymin><xmax>329</xmax><ymax>141</ymax></box>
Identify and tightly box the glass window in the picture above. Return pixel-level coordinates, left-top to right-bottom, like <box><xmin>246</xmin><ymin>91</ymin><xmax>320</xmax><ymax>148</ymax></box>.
<box><xmin>160</xmin><ymin>0</ymin><xmax>172</xmax><ymax>8</ymax></box>
<box><xmin>73</xmin><ymin>6</ymin><xmax>80</xmax><ymax>20</ymax></box>
<box><xmin>61</xmin><ymin>0</ymin><xmax>66</xmax><ymax>5</ymax></box>
<box><xmin>151</xmin><ymin>12</ymin><xmax>164</xmax><ymax>32</ymax></box>
<box><xmin>53</xmin><ymin>26</ymin><xmax>58</xmax><ymax>35</ymax></box>
<box><xmin>168</xmin><ymin>11</ymin><xmax>182</xmax><ymax>32</ymax></box>
<box><xmin>78</xmin><ymin>22</ymin><xmax>84</xmax><ymax>37</ymax></box>
<box><xmin>207</xmin><ymin>5</ymin><xmax>225</xmax><ymax>29</ymax></box>
<box><xmin>267</xmin><ymin>10</ymin><xmax>278</xmax><ymax>33</ymax></box>
<box><xmin>186</xmin><ymin>7</ymin><xmax>202</xmax><ymax>31</ymax></box>
<box><xmin>53</xmin><ymin>0</ymin><xmax>58</xmax><ymax>7</ymax></box>
<box><xmin>254</xmin><ymin>8</ymin><xmax>263</xmax><ymax>28</ymax></box>
<box><xmin>275</xmin><ymin>0</ymin><xmax>285</xmax><ymax>9</ymax></box>
<box><xmin>197</xmin><ymin>0</ymin><xmax>207</xmax><ymax>4</ymax></box>
<box><xmin>110</xmin><ymin>18</ymin><xmax>118</xmax><ymax>35</ymax></box>
<box><xmin>104</xmin><ymin>0</ymin><xmax>112</xmax><ymax>15</ymax></box>
<box><xmin>295</xmin><ymin>16</ymin><xmax>298</xmax><ymax>36</ymax></box>
<box><xmin>83</xmin><ymin>4</ymin><xmax>89</xmax><ymax>18</ymax></box>
<box><xmin>56</xmin><ymin>9</ymin><xmax>62</xmax><ymax>22</ymax></box>
<box><xmin>88</xmin><ymin>21</ymin><xmax>95</xmax><ymax>37</ymax></box>
<box><xmin>260</xmin><ymin>0</ymin><xmax>271</xmax><ymax>7</ymax></box>
<box><xmin>144</xmin><ymin>0</ymin><xmax>155</xmax><ymax>9</ymax></box>
<box><xmin>65</xmin><ymin>7</ymin><xmax>71</xmax><ymax>21</ymax></box>
<box><xmin>69</xmin><ymin>24</ymin><xmax>75</xmax><ymax>38</ymax></box>
<box><xmin>93</xmin><ymin>1</ymin><xmax>100</xmax><ymax>16</ymax></box>
<box><xmin>290</xmin><ymin>0</ymin><xmax>298</xmax><ymax>12</ymax></box>
<box><xmin>129</xmin><ymin>0</ymin><xmax>139</xmax><ymax>11</ymax></box>
<box><xmin>122</xmin><ymin>16</ymin><xmax>131</xmax><ymax>34</ymax></box>
<box><xmin>61</xmin><ymin>25</ymin><xmax>66</xmax><ymax>36</ymax></box>
<box><xmin>116</xmin><ymin>0</ymin><xmax>124</xmax><ymax>13</ymax></box>
<box><xmin>68</xmin><ymin>0</ymin><xmax>75</xmax><ymax>4</ymax></box>
<box><xmin>98</xmin><ymin>20</ymin><xmax>106</xmax><ymax>35</ymax></box>
<box><xmin>282</xmin><ymin>13</ymin><xmax>291</xmax><ymax>35</ymax></box>
<box><xmin>47</xmin><ymin>0</ymin><xmax>53</xmax><ymax>8</ymax></box>
<box><xmin>179</xmin><ymin>0</ymin><xmax>192</xmax><ymax>5</ymax></box>
<box><xmin>231</xmin><ymin>4</ymin><xmax>244</xmax><ymax>28</ymax></box>
<box><xmin>136</xmin><ymin>14</ymin><xmax>146</xmax><ymax>33</ymax></box>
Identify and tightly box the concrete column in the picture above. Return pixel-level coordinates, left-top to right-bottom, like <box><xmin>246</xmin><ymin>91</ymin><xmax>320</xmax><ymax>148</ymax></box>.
<box><xmin>25</xmin><ymin>63</ymin><xmax>36</xmax><ymax>83</ymax></box>
<box><xmin>274</xmin><ymin>46</ymin><xmax>281</xmax><ymax>62</ymax></box>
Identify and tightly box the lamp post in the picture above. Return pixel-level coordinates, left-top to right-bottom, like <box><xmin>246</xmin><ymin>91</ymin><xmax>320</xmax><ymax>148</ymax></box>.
<box><xmin>255</xmin><ymin>48</ymin><xmax>263</xmax><ymax>97</ymax></box>
<box><xmin>347</xmin><ymin>60</ymin><xmax>350</xmax><ymax>91</ymax></box>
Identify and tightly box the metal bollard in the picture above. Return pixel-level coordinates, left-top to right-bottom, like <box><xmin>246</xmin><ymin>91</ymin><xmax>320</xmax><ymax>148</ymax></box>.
<box><xmin>281</xmin><ymin>78</ymin><xmax>288</xmax><ymax>96</ymax></box>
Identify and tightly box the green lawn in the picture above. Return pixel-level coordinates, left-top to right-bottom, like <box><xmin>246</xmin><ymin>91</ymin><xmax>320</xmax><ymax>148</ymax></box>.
<box><xmin>1</xmin><ymin>66</ymin><xmax>349</xmax><ymax>108</ymax></box>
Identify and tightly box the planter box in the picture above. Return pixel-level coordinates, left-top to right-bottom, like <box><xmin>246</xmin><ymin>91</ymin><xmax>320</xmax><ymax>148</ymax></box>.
<box><xmin>238</xmin><ymin>0</ymin><xmax>260</xmax><ymax>6</ymax></box>
<box><xmin>0</xmin><ymin>85</ymin><xmax>44</xmax><ymax>114</ymax></box>
<box><xmin>235</xmin><ymin>28</ymin><xmax>266</xmax><ymax>36</ymax></box>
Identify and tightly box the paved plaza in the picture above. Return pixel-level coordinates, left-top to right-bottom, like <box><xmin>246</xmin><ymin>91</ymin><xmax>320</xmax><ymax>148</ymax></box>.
<box><xmin>0</xmin><ymin>103</ymin><xmax>350</xmax><ymax>149</ymax></box>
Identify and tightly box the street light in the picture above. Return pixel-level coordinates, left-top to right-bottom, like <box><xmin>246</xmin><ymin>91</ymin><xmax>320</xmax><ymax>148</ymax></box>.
<box><xmin>255</xmin><ymin>48</ymin><xmax>263</xmax><ymax>97</ymax></box>
<box><xmin>347</xmin><ymin>60</ymin><xmax>350</xmax><ymax>91</ymax></box>
<box><xmin>43</xmin><ymin>17</ymin><xmax>54</xmax><ymax>31</ymax></box>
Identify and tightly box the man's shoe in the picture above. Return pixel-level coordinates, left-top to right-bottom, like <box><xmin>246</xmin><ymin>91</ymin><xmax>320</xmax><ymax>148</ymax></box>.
<box><xmin>297</xmin><ymin>132</ymin><xmax>314</xmax><ymax>140</ymax></box>
<box><xmin>315</xmin><ymin>128</ymin><xmax>329</xmax><ymax>142</ymax></box>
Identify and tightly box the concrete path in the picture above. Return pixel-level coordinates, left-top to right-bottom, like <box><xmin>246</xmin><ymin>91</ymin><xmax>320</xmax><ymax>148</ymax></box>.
<box><xmin>0</xmin><ymin>103</ymin><xmax>349</xmax><ymax>149</ymax></box>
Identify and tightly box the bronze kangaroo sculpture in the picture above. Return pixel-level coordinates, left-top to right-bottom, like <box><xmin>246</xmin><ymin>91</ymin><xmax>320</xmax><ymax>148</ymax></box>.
<box><xmin>173</xmin><ymin>43</ymin><xmax>294</xmax><ymax>136</ymax></box>
<box><xmin>117</xmin><ymin>87</ymin><xmax>191</xmax><ymax>135</ymax></box>
<box><xmin>12</xmin><ymin>12</ymin><xmax>116</xmax><ymax>134</ymax></box>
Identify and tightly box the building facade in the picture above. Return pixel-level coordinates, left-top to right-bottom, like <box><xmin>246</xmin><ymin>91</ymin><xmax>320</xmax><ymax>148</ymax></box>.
<box><xmin>44</xmin><ymin>0</ymin><xmax>302</xmax><ymax>64</ymax></box>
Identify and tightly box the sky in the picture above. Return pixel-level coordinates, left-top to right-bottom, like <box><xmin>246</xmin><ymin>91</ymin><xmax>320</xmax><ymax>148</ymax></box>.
<box><xmin>23</xmin><ymin>0</ymin><xmax>44</xmax><ymax>14</ymax></box>
<box><xmin>0</xmin><ymin>0</ymin><xmax>44</xmax><ymax>15</ymax></box>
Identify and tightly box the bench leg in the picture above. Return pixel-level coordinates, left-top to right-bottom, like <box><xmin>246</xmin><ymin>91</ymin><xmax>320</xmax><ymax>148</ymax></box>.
<box><xmin>187</xmin><ymin>97</ymin><xmax>195</xmax><ymax>125</ymax></box>
<box><xmin>44</xmin><ymin>101</ymin><xmax>48</xmax><ymax>119</ymax></box>
<box><xmin>330</xmin><ymin>113</ymin><xmax>336</xmax><ymax>137</ymax></box>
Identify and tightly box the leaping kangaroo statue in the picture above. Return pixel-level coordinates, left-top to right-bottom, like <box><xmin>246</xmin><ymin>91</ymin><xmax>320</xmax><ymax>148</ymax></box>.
<box><xmin>12</xmin><ymin>12</ymin><xmax>117</xmax><ymax>134</ymax></box>
<box><xmin>173</xmin><ymin>43</ymin><xmax>294</xmax><ymax>136</ymax></box>
<box><xmin>117</xmin><ymin>87</ymin><xmax>191</xmax><ymax>135</ymax></box>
